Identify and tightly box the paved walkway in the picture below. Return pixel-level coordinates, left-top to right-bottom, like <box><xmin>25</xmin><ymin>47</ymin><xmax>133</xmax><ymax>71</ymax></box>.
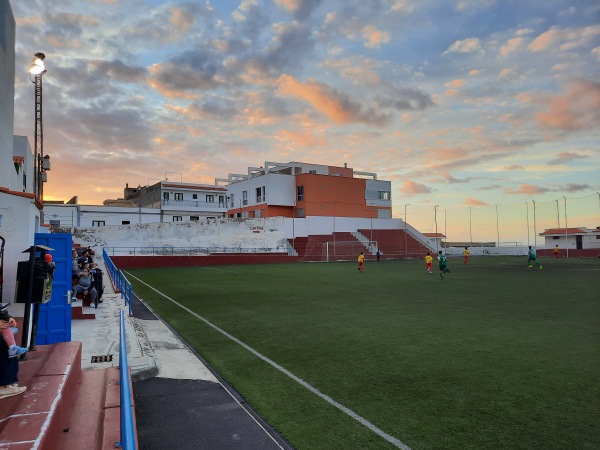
<box><xmin>71</xmin><ymin>264</ymin><xmax>291</xmax><ymax>449</ymax></box>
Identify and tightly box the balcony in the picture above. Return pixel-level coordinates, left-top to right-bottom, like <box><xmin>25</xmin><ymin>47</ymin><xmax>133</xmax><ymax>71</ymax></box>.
<box><xmin>162</xmin><ymin>200</ymin><xmax>227</xmax><ymax>211</ymax></box>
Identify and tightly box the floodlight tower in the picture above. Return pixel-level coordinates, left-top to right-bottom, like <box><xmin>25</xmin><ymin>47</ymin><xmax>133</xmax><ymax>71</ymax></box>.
<box><xmin>29</xmin><ymin>52</ymin><xmax>48</xmax><ymax>217</ymax></box>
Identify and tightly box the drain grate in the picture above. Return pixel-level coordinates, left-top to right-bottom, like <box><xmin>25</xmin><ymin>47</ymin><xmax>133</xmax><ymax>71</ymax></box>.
<box><xmin>91</xmin><ymin>355</ymin><xmax>113</xmax><ymax>363</ymax></box>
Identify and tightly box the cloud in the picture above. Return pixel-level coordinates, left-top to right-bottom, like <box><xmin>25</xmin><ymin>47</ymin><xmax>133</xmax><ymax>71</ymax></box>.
<box><xmin>455</xmin><ymin>0</ymin><xmax>496</xmax><ymax>11</ymax></box>
<box><xmin>503</xmin><ymin>164</ymin><xmax>523</xmax><ymax>170</ymax></box>
<box><xmin>559</xmin><ymin>183</ymin><xmax>594</xmax><ymax>193</ymax></box>
<box><xmin>499</xmin><ymin>37</ymin><xmax>524</xmax><ymax>58</ymax></box>
<box><xmin>504</xmin><ymin>184</ymin><xmax>550</xmax><ymax>195</ymax></box>
<box><xmin>535</xmin><ymin>79</ymin><xmax>600</xmax><ymax>132</ymax></box>
<box><xmin>322</xmin><ymin>57</ymin><xmax>382</xmax><ymax>85</ymax></box>
<box><xmin>528</xmin><ymin>25</ymin><xmax>600</xmax><ymax>52</ymax></box>
<box><xmin>361</xmin><ymin>25</ymin><xmax>391</xmax><ymax>48</ymax></box>
<box><xmin>465</xmin><ymin>198</ymin><xmax>489</xmax><ymax>206</ymax></box>
<box><xmin>276</xmin><ymin>128</ymin><xmax>326</xmax><ymax>147</ymax></box>
<box><xmin>148</xmin><ymin>50</ymin><xmax>222</xmax><ymax>98</ymax></box>
<box><xmin>443</xmin><ymin>38</ymin><xmax>482</xmax><ymax>55</ymax></box>
<box><xmin>88</xmin><ymin>60</ymin><xmax>147</xmax><ymax>84</ymax></box>
<box><xmin>497</xmin><ymin>68</ymin><xmax>517</xmax><ymax>80</ymax></box>
<box><xmin>388</xmin><ymin>0</ymin><xmax>415</xmax><ymax>13</ymax></box>
<box><xmin>400</xmin><ymin>180</ymin><xmax>432</xmax><ymax>195</ymax></box>
<box><xmin>547</xmin><ymin>152</ymin><xmax>589</xmax><ymax>165</ymax></box>
<box><xmin>277</xmin><ymin>74</ymin><xmax>388</xmax><ymax>125</ymax></box>
<box><xmin>274</xmin><ymin>0</ymin><xmax>323</xmax><ymax>20</ymax></box>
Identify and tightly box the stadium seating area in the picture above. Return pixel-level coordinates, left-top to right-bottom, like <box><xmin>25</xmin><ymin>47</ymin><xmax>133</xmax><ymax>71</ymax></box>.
<box><xmin>357</xmin><ymin>229</ymin><xmax>430</xmax><ymax>259</ymax></box>
<box><xmin>289</xmin><ymin>230</ymin><xmax>432</xmax><ymax>261</ymax></box>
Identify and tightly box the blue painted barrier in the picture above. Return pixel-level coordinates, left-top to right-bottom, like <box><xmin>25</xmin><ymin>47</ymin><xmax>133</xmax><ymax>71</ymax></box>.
<box><xmin>118</xmin><ymin>310</ymin><xmax>137</xmax><ymax>450</ymax></box>
<box><xmin>103</xmin><ymin>249</ymin><xmax>133</xmax><ymax>316</ymax></box>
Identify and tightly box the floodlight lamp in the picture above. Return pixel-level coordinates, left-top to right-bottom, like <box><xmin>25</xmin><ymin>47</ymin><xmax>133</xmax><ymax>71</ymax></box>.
<box><xmin>29</xmin><ymin>52</ymin><xmax>46</xmax><ymax>75</ymax></box>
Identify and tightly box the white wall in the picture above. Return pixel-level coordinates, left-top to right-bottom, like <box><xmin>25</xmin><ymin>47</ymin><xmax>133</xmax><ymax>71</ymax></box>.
<box><xmin>13</xmin><ymin>135</ymin><xmax>33</xmax><ymax>193</ymax></box>
<box><xmin>69</xmin><ymin>217</ymin><xmax>290</xmax><ymax>255</ymax></box>
<box><xmin>44</xmin><ymin>203</ymin><xmax>162</xmax><ymax>227</ymax></box>
<box><xmin>0</xmin><ymin>0</ymin><xmax>17</xmax><ymax>192</ymax></box>
<box><xmin>543</xmin><ymin>234</ymin><xmax>600</xmax><ymax>250</ymax></box>
<box><xmin>0</xmin><ymin>194</ymin><xmax>41</xmax><ymax>313</ymax></box>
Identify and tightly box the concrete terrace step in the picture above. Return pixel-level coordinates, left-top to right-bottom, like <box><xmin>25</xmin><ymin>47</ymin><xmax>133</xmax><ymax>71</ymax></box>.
<box><xmin>0</xmin><ymin>342</ymin><xmax>132</xmax><ymax>450</ymax></box>
<box><xmin>56</xmin><ymin>366</ymin><xmax>124</xmax><ymax>450</ymax></box>
<box><xmin>71</xmin><ymin>302</ymin><xmax>96</xmax><ymax>320</ymax></box>
<box><xmin>0</xmin><ymin>342</ymin><xmax>82</xmax><ymax>450</ymax></box>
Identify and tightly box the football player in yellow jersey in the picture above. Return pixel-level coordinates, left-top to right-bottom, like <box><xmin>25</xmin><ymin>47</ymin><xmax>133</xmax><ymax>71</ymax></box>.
<box><xmin>463</xmin><ymin>247</ymin><xmax>469</xmax><ymax>264</ymax></box>
<box><xmin>357</xmin><ymin>252</ymin><xmax>365</xmax><ymax>272</ymax></box>
<box><xmin>425</xmin><ymin>253</ymin><xmax>433</xmax><ymax>273</ymax></box>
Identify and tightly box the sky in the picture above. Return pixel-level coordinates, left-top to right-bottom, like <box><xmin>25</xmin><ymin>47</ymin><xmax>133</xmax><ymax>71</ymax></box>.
<box><xmin>10</xmin><ymin>0</ymin><xmax>600</xmax><ymax>241</ymax></box>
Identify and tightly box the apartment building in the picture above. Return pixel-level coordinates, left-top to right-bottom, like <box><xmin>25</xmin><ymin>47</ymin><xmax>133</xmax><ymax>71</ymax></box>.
<box><xmin>221</xmin><ymin>161</ymin><xmax>392</xmax><ymax>220</ymax></box>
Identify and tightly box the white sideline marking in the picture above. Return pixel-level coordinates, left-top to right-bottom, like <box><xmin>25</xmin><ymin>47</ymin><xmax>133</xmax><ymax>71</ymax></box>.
<box><xmin>126</xmin><ymin>272</ymin><xmax>410</xmax><ymax>449</ymax></box>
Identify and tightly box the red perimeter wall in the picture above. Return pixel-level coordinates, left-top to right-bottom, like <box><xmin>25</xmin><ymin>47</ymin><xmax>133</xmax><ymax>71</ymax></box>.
<box><xmin>111</xmin><ymin>253</ymin><xmax>300</xmax><ymax>269</ymax></box>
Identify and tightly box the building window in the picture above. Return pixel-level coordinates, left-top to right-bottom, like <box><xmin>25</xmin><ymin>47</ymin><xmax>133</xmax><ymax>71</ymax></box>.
<box><xmin>193</xmin><ymin>194</ymin><xmax>198</xmax><ymax>199</ymax></box>
<box><xmin>365</xmin><ymin>190</ymin><xmax>391</xmax><ymax>201</ymax></box>
<box><xmin>256</xmin><ymin>186</ymin><xmax>266</xmax><ymax>203</ymax></box>
<box><xmin>295</xmin><ymin>208</ymin><xmax>305</xmax><ymax>218</ymax></box>
<box><xmin>163</xmin><ymin>192</ymin><xmax>169</xmax><ymax>201</ymax></box>
<box><xmin>173</xmin><ymin>216</ymin><xmax>182</xmax><ymax>222</ymax></box>
<box><xmin>255</xmin><ymin>209</ymin><xmax>261</xmax><ymax>218</ymax></box>
<box><xmin>207</xmin><ymin>216</ymin><xmax>216</xmax><ymax>220</ymax></box>
<box><xmin>122</xmin><ymin>220</ymin><xmax>131</xmax><ymax>225</ymax></box>
<box><xmin>553</xmin><ymin>236</ymin><xmax>560</xmax><ymax>240</ymax></box>
<box><xmin>242</xmin><ymin>191</ymin><xmax>248</xmax><ymax>205</ymax></box>
<box><xmin>49</xmin><ymin>220</ymin><xmax>60</xmax><ymax>227</ymax></box>
<box><xmin>174</xmin><ymin>193</ymin><xmax>183</xmax><ymax>201</ymax></box>
<box><xmin>297</xmin><ymin>185</ymin><xmax>304</xmax><ymax>201</ymax></box>
<box><xmin>218</xmin><ymin>195</ymin><xmax>224</xmax><ymax>203</ymax></box>
<box><xmin>206</xmin><ymin>195</ymin><xmax>215</xmax><ymax>203</ymax></box>
<box><xmin>92</xmin><ymin>221</ymin><xmax>106</xmax><ymax>226</ymax></box>
<box><xmin>190</xmin><ymin>216</ymin><xmax>199</xmax><ymax>221</ymax></box>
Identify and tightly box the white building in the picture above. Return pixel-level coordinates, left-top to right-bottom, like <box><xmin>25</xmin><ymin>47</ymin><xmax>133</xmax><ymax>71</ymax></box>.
<box><xmin>0</xmin><ymin>0</ymin><xmax>45</xmax><ymax>306</ymax></box>
<box><xmin>539</xmin><ymin>227</ymin><xmax>600</xmax><ymax>250</ymax></box>
<box><xmin>45</xmin><ymin>181</ymin><xmax>230</xmax><ymax>227</ymax></box>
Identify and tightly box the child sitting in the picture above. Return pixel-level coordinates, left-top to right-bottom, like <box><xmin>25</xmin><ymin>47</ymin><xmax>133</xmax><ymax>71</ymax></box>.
<box><xmin>0</xmin><ymin>304</ymin><xmax>28</xmax><ymax>358</ymax></box>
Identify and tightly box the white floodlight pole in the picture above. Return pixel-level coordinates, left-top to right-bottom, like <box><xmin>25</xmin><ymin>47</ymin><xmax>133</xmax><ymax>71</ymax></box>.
<box><xmin>563</xmin><ymin>196</ymin><xmax>568</xmax><ymax>258</ymax></box>
<box><xmin>434</xmin><ymin>205</ymin><xmax>439</xmax><ymax>253</ymax></box>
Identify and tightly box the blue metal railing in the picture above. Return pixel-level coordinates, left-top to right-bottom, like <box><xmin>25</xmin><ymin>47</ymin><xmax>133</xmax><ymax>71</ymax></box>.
<box><xmin>103</xmin><ymin>249</ymin><xmax>133</xmax><ymax>316</ymax></box>
<box><xmin>118</xmin><ymin>310</ymin><xmax>136</xmax><ymax>450</ymax></box>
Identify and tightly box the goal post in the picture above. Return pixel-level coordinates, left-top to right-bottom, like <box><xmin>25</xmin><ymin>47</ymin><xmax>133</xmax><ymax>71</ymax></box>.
<box><xmin>325</xmin><ymin>241</ymin><xmax>378</xmax><ymax>262</ymax></box>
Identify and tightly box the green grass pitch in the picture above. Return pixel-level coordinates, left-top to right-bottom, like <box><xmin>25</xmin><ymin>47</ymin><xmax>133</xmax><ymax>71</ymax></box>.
<box><xmin>126</xmin><ymin>256</ymin><xmax>600</xmax><ymax>450</ymax></box>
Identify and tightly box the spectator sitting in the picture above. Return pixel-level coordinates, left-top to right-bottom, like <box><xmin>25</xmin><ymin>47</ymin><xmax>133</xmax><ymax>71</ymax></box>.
<box><xmin>0</xmin><ymin>321</ymin><xmax>26</xmax><ymax>399</ymax></box>
<box><xmin>90</xmin><ymin>263</ymin><xmax>104</xmax><ymax>304</ymax></box>
<box><xmin>72</xmin><ymin>265</ymin><xmax>98</xmax><ymax>308</ymax></box>
<box><xmin>0</xmin><ymin>306</ymin><xmax>28</xmax><ymax>358</ymax></box>
<box><xmin>71</xmin><ymin>250</ymin><xmax>79</xmax><ymax>276</ymax></box>
<box><xmin>77</xmin><ymin>250</ymin><xmax>91</xmax><ymax>270</ymax></box>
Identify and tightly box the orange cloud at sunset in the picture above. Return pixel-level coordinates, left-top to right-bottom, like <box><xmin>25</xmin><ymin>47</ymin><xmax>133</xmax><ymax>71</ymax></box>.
<box><xmin>465</xmin><ymin>198</ymin><xmax>489</xmax><ymax>206</ymax></box>
<box><xmin>276</xmin><ymin>74</ymin><xmax>386</xmax><ymax>125</ymax></box>
<box><xmin>535</xmin><ymin>80</ymin><xmax>600</xmax><ymax>131</ymax></box>
<box><xmin>505</xmin><ymin>184</ymin><xmax>549</xmax><ymax>195</ymax></box>
<box><xmin>400</xmin><ymin>180</ymin><xmax>433</xmax><ymax>195</ymax></box>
